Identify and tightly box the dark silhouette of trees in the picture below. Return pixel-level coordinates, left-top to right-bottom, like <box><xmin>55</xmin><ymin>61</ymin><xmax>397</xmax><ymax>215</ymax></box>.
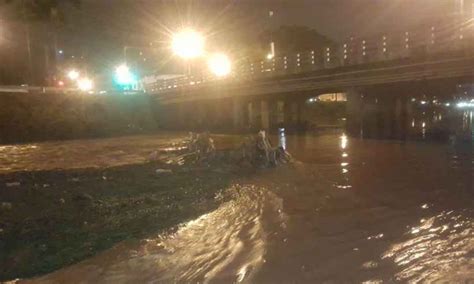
<box><xmin>1</xmin><ymin>0</ymin><xmax>80</xmax><ymax>84</ymax></box>
<box><xmin>3</xmin><ymin>0</ymin><xmax>80</xmax><ymax>21</ymax></box>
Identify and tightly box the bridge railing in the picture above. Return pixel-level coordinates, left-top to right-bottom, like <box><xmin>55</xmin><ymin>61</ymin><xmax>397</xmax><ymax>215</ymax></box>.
<box><xmin>146</xmin><ymin>19</ymin><xmax>474</xmax><ymax>94</ymax></box>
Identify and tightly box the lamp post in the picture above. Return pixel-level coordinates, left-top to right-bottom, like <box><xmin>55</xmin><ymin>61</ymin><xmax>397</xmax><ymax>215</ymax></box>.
<box><xmin>21</xmin><ymin>0</ymin><xmax>33</xmax><ymax>84</ymax></box>
<box><xmin>268</xmin><ymin>10</ymin><xmax>275</xmax><ymax>59</ymax></box>
<box><xmin>171</xmin><ymin>29</ymin><xmax>205</xmax><ymax>75</ymax></box>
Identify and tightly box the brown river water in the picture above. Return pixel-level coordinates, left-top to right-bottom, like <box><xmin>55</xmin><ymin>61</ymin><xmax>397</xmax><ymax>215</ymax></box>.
<box><xmin>2</xmin><ymin>132</ymin><xmax>473</xmax><ymax>283</ymax></box>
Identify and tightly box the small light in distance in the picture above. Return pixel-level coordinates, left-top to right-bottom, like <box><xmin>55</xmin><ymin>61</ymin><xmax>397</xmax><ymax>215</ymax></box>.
<box><xmin>57</xmin><ymin>80</ymin><xmax>64</xmax><ymax>87</ymax></box>
<box><xmin>208</xmin><ymin>53</ymin><xmax>231</xmax><ymax>77</ymax></box>
<box><xmin>266</xmin><ymin>53</ymin><xmax>274</xmax><ymax>60</ymax></box>
<box><xmin>171</xmin><ymin>29</ymin><xmax>205</xmax><ymax>59</ymax></box>
<box><xmin>67</xmin><ymin>70</ymin><xmax>80</xmax><ymax>81</ymax></box>
<box><xmin>77</xmin><ymin>78</ymin><xmax>93</xmax><ymax>91</ymax></box>
<box><xmin>457</xmin><ymin>101</ymin><xmax>474</xmax><ymax>108</ymax></box>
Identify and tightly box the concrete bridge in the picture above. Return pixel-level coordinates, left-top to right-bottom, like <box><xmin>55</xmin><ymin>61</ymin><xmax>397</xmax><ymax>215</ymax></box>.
<box><xmin>150</xmin><ymin>21</ymin><xmax>474</xmax><ymax>139</ymax></box>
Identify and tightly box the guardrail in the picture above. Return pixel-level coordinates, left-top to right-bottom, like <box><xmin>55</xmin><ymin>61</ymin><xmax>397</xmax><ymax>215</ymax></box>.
<box><xmin>146</xmin><ymin>19</ymin><xmax>474</xmax><ymax>94</ymax></box>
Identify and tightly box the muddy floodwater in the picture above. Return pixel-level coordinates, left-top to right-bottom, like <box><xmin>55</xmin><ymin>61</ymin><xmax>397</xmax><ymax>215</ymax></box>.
<box><xmin>0</xmin><ymin>134</ymin><xmax>189</xmax><ymax>174</ymax></box>
<box><xmin>3</xmin><ymin>132</ymin><xmax>473</xmax><ymax>283</ymax></box>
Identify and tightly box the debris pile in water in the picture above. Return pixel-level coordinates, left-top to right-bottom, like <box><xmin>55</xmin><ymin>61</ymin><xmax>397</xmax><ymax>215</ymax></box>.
<box><xmin>152</xmin><ymin>131</ymin><xmax>292</xmax><ymax>168</ymax></box>
<box><xmin>234</xmin><ymin>130</ymin><xmax>292</xmax><ymax>168</ymax></box>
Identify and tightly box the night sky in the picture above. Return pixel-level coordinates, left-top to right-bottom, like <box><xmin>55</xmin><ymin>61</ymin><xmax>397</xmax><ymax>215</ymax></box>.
<box><xmin>57</xmin><ymin>1</ymin><xmax>461</xmax><ymax>70</ymax></box>
<box><xmin>67</xmin><ymin>0</ymin><xmax>459</xmax><ymax>41</ymax></box>
<box><xmin>0</xmin><ymin>0</ymin><xmax>468</xmax><ymax>83</ymax></box>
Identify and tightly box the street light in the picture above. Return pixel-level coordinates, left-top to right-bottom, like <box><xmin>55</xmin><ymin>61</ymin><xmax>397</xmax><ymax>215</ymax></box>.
<box><xmin>171</xmin><ymin>29</ymin><xmax>205</xmax><ymax>59</ymax></box>
<box><xmin>207</xmin><ymin>53</ymin><xmax>231</xmax><ymax>77</ymax></box>
<box><xmin>114</xmin><ymin>64</ymin><xmax>137</xmax><ymax>85</ymax></box>
<box><xmin>67</xmin><ymin>70</ymin><xmax>80</xmax><ymax>81</ymax></box>
<box><xmin>77</xmin><ymin>78</ymin><xmax>93</xmax><ymax>91</ymax></box>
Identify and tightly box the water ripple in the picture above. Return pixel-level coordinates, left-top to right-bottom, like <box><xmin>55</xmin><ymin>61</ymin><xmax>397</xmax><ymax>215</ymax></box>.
<box><xmin>382</xmin><ymin>210</ymin><xmax>474</xmax><ymax>282</ymax></box>
<box><xmin>26</xmin><ymin>185</ymin><xmax>287</xmax><ymax>283</ymax></box>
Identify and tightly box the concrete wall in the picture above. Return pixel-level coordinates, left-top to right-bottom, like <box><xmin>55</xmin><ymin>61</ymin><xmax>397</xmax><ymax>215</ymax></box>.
<box><xmin>159</xmin><ymin>94</ymin><xmax>345</xmax><ymax>134</ymax></box>
<box><xmin>0</xmin><ymin>93</ymin><xmax>160</xmax><ymax>144</ymax></box>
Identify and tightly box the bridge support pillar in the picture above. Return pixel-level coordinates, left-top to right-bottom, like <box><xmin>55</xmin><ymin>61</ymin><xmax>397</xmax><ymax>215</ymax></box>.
<box><xmin>347</xmin><ymin>87</ymin><xmax>413</xmax><ymax>140</ymax></box>
<box><xmin>247</xmin><ymin>101</ymin><xmax>254</xmax><ymax>129</ymax></box>
<box><xmin>283</xmin><ymin>101</ymin><xmax>298</xmax><ymax>129</ymax></box>
<box><xmin>405</xmin><ymin>97</ymin><xmax>414</xmax><ymax>138</ymax></box>
<box><xmin>273</xmin><ymin>98</ymin><xmax>306</xmax><ymax>132</ymax></box>
<box><xmin>247</xmin><ymin>101</ymin><xmax>261</xmax><ymax>130</ymax></box>
<box><xmin>362</xmin><ymin>93</ymin><xmax>380</xmax><ymax>139</ymax></box>
<box><xmin>177</xmin><ymin>103</ymin><xmax>186</xmax><ymax>129</ymax></box>
<box><xmin>232</xmin><ymin>97</ymin><xmax>244</xmax><ymax>131</ymax></box>
<box><xmin>276</xmin><ymin>100</ymin><xmax>285</xmax><ymax>128</ymax></box>
<box><xmin>381</xmin><ymin>95</ymin><xmax>395</xmax><ymax>139</ymax></box>
<box><xmin>214</xmin><ymin>101</ymin><xmax>223</xmax><ymax>130</ymax></box>
<box><xmin>346</xmin><ymin>90</ymin><xmax>364</xmax><ymax>137</ymax></box>
<box><xmin>261</xmin><ymin>100</ymin><xmax>270</xmax><ymax>130</ymax></box>
<box><xmin>197</xmin><ymin>102</ymin><xmax>207</xmax><ymax>130</ymax></box>
<box><xmin>395</xmin><ymin>96</ymin><xmax>409</xmax><ymax>140</ymax></box>
<box><xmin>379</xmin><ymin>92</ymin><xmax>411</xmax><ymax>139</ymax></box>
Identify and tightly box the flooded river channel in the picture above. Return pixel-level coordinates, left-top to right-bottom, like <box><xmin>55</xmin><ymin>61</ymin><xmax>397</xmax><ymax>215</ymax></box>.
<box><xmin>4</xmin><ymin>132</ymin><xmax>473</xmax><ymax>283</ymax></box>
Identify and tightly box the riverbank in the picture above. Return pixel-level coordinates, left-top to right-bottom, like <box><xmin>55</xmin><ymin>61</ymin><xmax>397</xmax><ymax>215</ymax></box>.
<box><xmin>0</xmin><ymin>93</ymin><xmax>160</xmax><ymax>145</ymax></box>
<box><xmin>0</xmin><ymin>160</ymin><xmax>252</xmax><ymax>281</ymax></box>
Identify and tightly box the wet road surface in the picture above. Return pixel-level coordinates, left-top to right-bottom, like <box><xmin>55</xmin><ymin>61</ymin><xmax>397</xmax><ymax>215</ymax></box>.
<box><xmin>5</xmin><ymin>132</ymin><xmax>473</xmax><ymax>283</ymax></box>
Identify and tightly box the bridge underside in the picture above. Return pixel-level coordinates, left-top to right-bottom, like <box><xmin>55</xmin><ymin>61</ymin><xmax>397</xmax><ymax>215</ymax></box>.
<box><xmin>156</xmin><ymin>55</ymin><xmax>474</xmax><ymax>140</ymax></box>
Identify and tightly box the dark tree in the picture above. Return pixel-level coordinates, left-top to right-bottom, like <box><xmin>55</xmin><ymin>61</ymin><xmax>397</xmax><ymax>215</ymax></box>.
<box><xmin>3</xmin><ymin>0</ymin><xmax>80</xmax><ymax>22</ymax></box>
<box><xmin>1</xmin><ymin>0</ymin><xmax>81</xmax><ymax>84</ymax></box>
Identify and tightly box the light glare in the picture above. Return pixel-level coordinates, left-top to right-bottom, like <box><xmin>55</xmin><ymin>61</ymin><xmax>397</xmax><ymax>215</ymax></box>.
<box><xmin>115</xmin><ymin>64</ymin><xmax>136</xmax><ymax>85</ymax></box>
<box><xmin>172</xmin><ymin>29</ymin><xmax>205</xmax><ymax>59</ymax></box>
<box><xmin>208</xmin><ymin>53</ymin><xmax>231</xmax><ymax>77</ymax></box>
<box><xmin>67</xmin><ymin>70</ymin><xmax>80</xmax><ymax>81</ymax></box>
<box><xmin>77</xmin><ymin>78</ymin><xmax>93</xmax><ymax>91</ymax></box>
<box><xmin>457</xmin><ymin>101</ymin><xmax>474</xmax><ymax>108</ymax></box>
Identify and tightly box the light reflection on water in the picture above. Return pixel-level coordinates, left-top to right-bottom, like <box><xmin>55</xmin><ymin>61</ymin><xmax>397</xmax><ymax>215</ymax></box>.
<box><xmin>14</xmin><ymin>132</ymin><xmax>474</xmax><ymax>282</ymax></box>
<box><xmin>263</xmin><ymin>132</ymin><xmax>473</xmax><ymax>282</ymax></box>
<box><xmin>383</xmin><ymin>210</ymin><xmax>474</xmax><ymax>282</ymax></box>
<box><xmin>278</xmin><ymin>128</ymin><xmax>287</xmax><ymax>150</ymax></box>
<box><xmin>27</xmin><ymin>185</ymin><xmax>288</xmax><ymax>283</ymax></box>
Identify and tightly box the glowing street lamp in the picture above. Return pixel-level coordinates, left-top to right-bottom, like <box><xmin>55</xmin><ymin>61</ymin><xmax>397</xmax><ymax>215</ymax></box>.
<box><xmin>77</xmin><ymin>78</ymin><xmax>93</xmax><ymax>91</ymax></box>
<box><xmin>114</xmin><ymin>64</ymin><xmax>137</xmax><ymax>85</ymax></box>
<box><xmin>67</xmin><ymin>69</ymin><xmax>80</xmax><ymax>81</ymax></box>
<box><xmin>171</xmin><ymin>29</ymin><xmax>205</xmax><ymax>59</ymax></box>
<box><xmin>207</xmin><ymin>53</ymin><xmax>231</xmax><ymax>77</ymax></box>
